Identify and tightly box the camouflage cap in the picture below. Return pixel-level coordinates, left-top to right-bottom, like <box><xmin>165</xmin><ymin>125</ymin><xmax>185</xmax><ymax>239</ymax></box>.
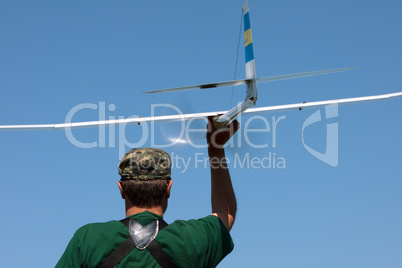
<box><xmin>118</xmin><ymin>148</ymin><xmax>172</xmax><ymax>181</ymax></box>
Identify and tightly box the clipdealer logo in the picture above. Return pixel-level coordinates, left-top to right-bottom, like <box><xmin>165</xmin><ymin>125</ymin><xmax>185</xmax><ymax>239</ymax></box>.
<box><xmin>63</xmin><ymin>102</ymin><xmax>339</xmax><ymax>168</ymax></box>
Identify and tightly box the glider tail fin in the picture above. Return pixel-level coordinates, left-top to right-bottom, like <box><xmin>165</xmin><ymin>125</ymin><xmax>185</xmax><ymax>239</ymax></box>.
<box><xmin>244</xmin><ymin>0</ymin><xmax>256</xmax><ymax>80</ymax></box>
<box><xmin>243</xmin><ymin>0</ymin><xmax>258</xmax><ymax>103</ymax></box>
<box><xmin>213</xmin><ymin>0</ymin><xmax>258</xmax><ymax>129</ymax></box>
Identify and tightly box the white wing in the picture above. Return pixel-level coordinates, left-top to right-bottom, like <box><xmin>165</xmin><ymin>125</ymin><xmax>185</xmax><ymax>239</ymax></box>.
<box><xmin>0</xmin><ymin>112</ymin><xmax>221</xmax><ymax>131</ymax></box>
<box><xmin>144</xmin><ymin>67</ymin><xmax>357</xmax><ymax>94</ymax></box>
<box><xmin>144</xmin><ymin>79</ymin><xmax>248</xmax><ymax>94</ymax></box>
<box><xmin>256</xmin><ymin>67</ymin><xmax>358</xmax><ymax>83</ymax></box>
<box><xmin>244</xmin><ymin>91</ymin><xmax>402</xmax><ymax>115</ymax></box>
<box><xmin>0</xmin><ymin>92</ymin><xmax>401</xmax><ymax>131</ymax></box>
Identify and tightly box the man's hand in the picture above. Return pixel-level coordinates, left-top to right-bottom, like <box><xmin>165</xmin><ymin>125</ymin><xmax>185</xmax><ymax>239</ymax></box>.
<box><xmin>207</xmin><ymin>117</ymin><xmax>240</xmax><ymax>150</ymax></box>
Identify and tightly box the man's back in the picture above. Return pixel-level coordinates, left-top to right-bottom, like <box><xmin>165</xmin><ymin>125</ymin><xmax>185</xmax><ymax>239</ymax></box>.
<box><xmin>57</xmin><ymin>120</ymin><xmax>239</xmax><ymax>267</ymax></box>
<box><xmin>56</xmin><ymin>211</ymin><xmax>233</xmax><ymax>267</ymax></box>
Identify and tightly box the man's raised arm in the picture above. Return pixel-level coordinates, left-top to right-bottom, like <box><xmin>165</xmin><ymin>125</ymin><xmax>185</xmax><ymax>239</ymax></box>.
<box><xmin>207</xmin><ymin>117</ymin><xmax>239</xmax><ymax>231</ymax></box>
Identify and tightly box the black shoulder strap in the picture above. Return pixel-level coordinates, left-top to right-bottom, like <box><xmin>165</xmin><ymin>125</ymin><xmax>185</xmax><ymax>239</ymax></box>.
<box><xmin>97</xmin><ymin>218</ymin><xmax>175</xmax><ymax>268</ymax></box>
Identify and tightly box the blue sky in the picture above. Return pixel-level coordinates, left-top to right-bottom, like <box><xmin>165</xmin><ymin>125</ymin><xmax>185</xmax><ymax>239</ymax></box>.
<box><xmin>0</xmin><ymin>0</ymin><xmax>401</xmax><ymax>267</ymax></box>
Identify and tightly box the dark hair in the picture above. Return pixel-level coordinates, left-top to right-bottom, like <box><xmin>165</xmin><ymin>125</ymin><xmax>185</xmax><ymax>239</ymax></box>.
<box><xmin>120</xmin><ymin>179</ymin><xmax>170</xmax><ymax>208</ymax></box>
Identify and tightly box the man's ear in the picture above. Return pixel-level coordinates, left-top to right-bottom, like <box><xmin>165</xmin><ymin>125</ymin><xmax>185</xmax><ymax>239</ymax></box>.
<box><xmin>166</xmin><ymin>180</ymin><xmax>173</xmax><ymax>199</ymax></box>
<box><xmin>117</xmin><ymin>181</ymin><xmax>125</xmax><ymax>199</ymax></box>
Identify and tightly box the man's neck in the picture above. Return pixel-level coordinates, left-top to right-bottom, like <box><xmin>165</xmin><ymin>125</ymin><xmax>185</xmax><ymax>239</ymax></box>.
<box><xmin>125</xmin><ymin>206</ymin><xmax>164</xmax><ymax>218</ymax></box>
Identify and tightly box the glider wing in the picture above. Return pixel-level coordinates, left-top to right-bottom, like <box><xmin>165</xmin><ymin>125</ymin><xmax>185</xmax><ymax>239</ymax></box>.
<box><xmin>1</xmin><ymin>92</ymin><xmax>400</xmax><ymax>131</ymax></box>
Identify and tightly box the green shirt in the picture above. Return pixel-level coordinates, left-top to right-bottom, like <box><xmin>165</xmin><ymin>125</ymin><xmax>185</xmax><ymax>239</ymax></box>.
<box><xmin>56</xmin><ymin>211</ymin><xmax>234</xmax><ymax>267</ymax></box>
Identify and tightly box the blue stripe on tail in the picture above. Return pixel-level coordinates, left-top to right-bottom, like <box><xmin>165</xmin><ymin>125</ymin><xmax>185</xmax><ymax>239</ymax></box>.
<box><xmin>244</xmin><ymin>12</ymin><xmax>251</xmax><ymax>31</ymax></box>
<box><xmin>244</xmin><ymin>10</ymin><xmax>254</xmax><ymax>63</ymax></box>
<box><xmin>245</xmin><ymin>43</ymin><xmax>254</xmax><ymax>63</ymax></box>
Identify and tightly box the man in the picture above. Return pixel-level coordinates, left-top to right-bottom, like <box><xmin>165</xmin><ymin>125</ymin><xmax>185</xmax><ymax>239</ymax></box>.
<box><xmin>56</xmin><ymin>118</ymin><xmax>239</xmax><ymax>267</ymax></box>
